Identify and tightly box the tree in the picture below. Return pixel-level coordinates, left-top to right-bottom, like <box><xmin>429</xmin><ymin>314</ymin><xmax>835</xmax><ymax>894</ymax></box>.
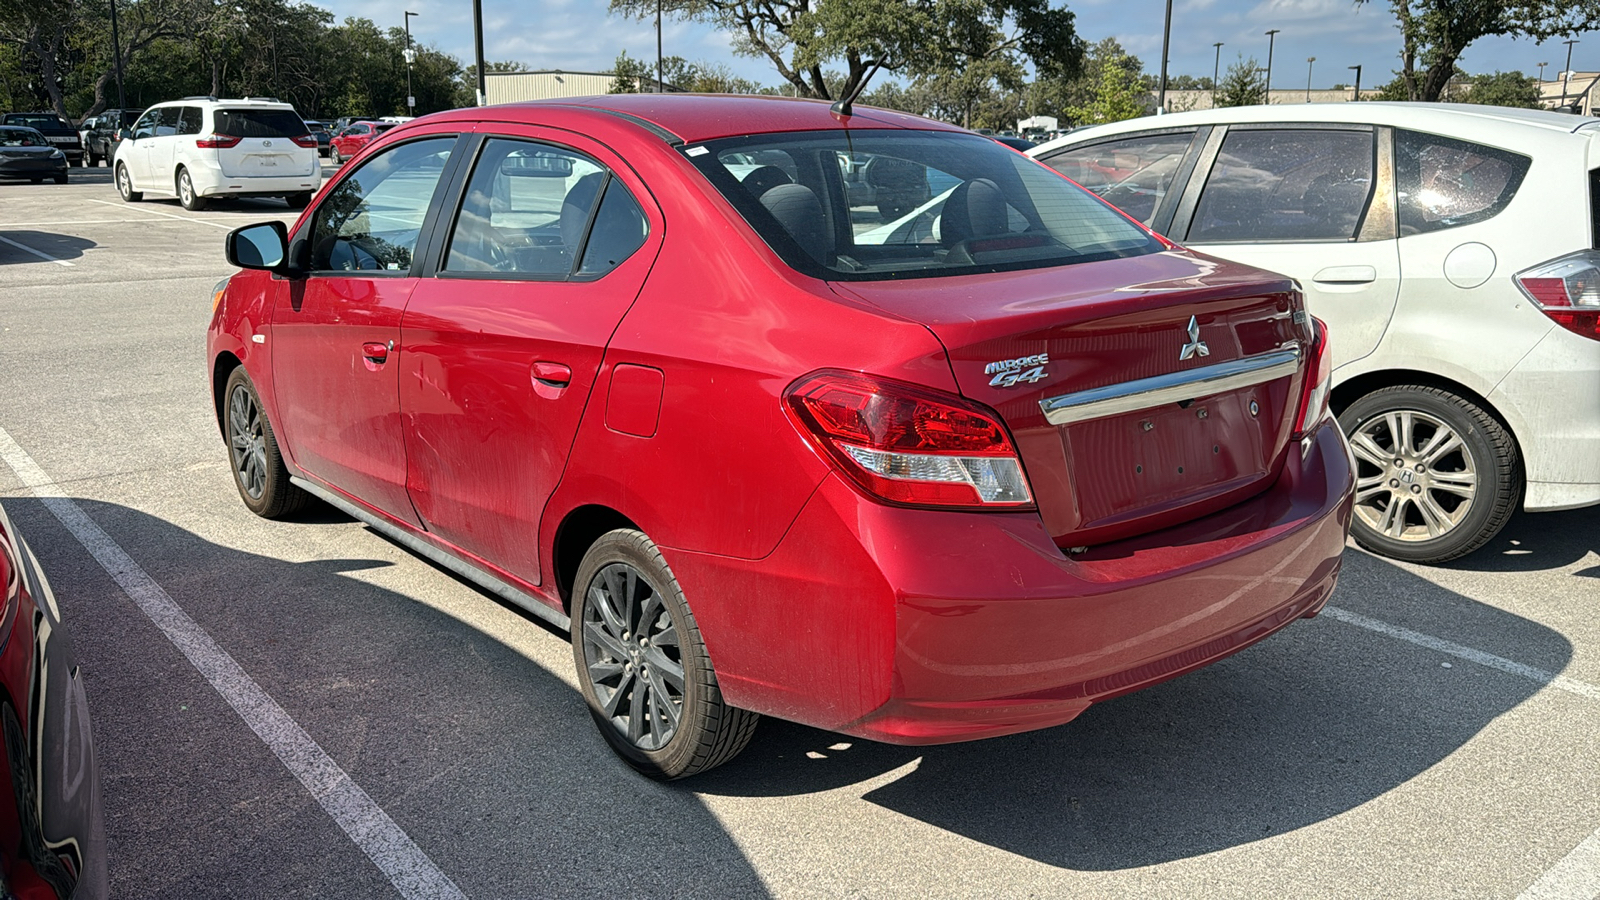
<box><xmin>1025</xmin><ymin>37</ymin><xmax>1141</xmax><ymax>122</ymax></box>
<box><xmin>1215</xmin><ymin>54</ymin><xmax>1265</xmax><ymax>107</ymax></box>
<box><xmin>1068</xmin><ymin>48</ymin><xmax>1147</xmax><ymax>125</ymax></box>
<box><xmin>608</xmin><ymin>0</ymin><xmax>1083</xmax><ymax>105</ymax></box>
<box><xmin>609</xmin><ymin>50</ymin><xmax>769</xmax><ymax>94</ymax></box>
<box><xmin>1463</xmin><ymin>69</ymin><xmax>1540</xmax><ymax>107</ymax></box>
<box><xmin>1375</xmin><ymin>0</ymin><xmax>1600</xmax><ymax>102</ymax></box>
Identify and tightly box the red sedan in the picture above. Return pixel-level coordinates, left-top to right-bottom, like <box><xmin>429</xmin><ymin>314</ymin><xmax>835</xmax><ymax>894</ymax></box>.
<box><xmin>208</xmin><ymin>95</ymin><xmax>1354</xmax><ymax>779</ymax></box>
<box><xmin>326</xmin><ymin>120</ymin><xmax>394</xmax><ymax>165</ymax></box>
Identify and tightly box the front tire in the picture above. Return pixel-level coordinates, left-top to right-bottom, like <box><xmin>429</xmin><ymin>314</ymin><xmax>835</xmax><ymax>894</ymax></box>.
<box><xmin>329</xmin><ymin>146</ymin><xmax>341</xmax><ymax>166</ymax></box>
<box><xmin>52</xmin><ymin>172</ymin><xmax>67</xmax><ymax>185</ymax></box>
<box><xmin>1339</xmin><ymin>385</ymin><xmax>1520</xmax><ymax>564</ymax></box>
<box><xmin>572</xmin><ymin>530</ymin><xmax>758</xmax><ymax>780</ymax></box>
<box><xmin>177</xmin><ymin>168</ymin><xmax>207</xmax><ymax>211</ymax></box>
<box><xmin>116</xmin><ymin>163</ymin><xmax>141</xmax><ymax>202</ymax></box>
<box><xmin>223</xmin><ymin>367</ymin><xmax>310</xmax><ymax>518</ymax></box>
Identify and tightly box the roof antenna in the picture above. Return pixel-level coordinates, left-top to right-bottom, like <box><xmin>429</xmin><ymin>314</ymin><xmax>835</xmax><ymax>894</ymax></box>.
<box><xmin>831</xmin><ymin>58</ymin><xmax>886</xmax><ymax>118</ymax></box>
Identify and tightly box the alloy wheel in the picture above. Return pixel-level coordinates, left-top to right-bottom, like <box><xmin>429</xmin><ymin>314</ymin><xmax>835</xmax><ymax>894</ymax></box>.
<box><xmin>1349</xmin><ymin>409</ymin><xmax>1477</xmax><ymax>542</ymax></box>
<box><xmin>116</xmin><ymin>166</ymin><xmax>130</xmax><ymax>198</ymax></box>
<box><xmin>580</xmin><ymin>562</ymin><xmax>686</xmax><ymax>752</ymax></box>
<box><xmin>179</xmin><ymin>172</ymin><xmax>193</xmax><ymax>205</ymax></box>
<box><xmin>227</xmin><ymin>383</ymin><xmax>269</xmax><ymax>500</ymax></box>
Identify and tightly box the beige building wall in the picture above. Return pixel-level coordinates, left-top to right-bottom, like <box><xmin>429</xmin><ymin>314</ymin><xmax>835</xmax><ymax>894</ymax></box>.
<box><xmin>485</xmin><ymin>71</ymin><xmax>618</xmax><ymax>105</ymax></box>
<box><xmin>1153</xmin><ymin>88</ymin><xmax>1383</xmax><ymax>111</ymax></box>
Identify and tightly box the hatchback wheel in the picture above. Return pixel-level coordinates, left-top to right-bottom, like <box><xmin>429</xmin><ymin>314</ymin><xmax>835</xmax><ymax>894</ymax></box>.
<box><xmin>572</xmin><ymin>530</ymin><xmax>758</xmax><ymax>779</ymax></box>
<box><xmin>116</xmin><ymin>163</ymin><xmax>141</xmax><ymax>202</ymax></box>
<box><xmin>223</xmin><ymin>367</ymin><xmax>309</xmax><ymax>518</ymax></box>
<box><xmin>1339</xmin><ymin>385</ymin><xmax>1520</xmax><ymax>563</ymax></box>
<box><xmin>329</xmin><ymin>146</ymin><xmax>341</xmax><ymax>166</ymax></box>
<box><xmin>177</xmin><ymin>168</ymin><xmax>207</xmax><ymax>211</ymax></box>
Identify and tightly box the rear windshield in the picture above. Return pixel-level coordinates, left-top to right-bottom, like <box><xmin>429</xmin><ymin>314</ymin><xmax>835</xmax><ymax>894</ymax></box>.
<box><xmin>375</xmin><ymin>123</ymin><xmax>397</xmax><ymax>133</ymax></box>
<box><xmin>0</xmin><ymin>129</ymin><xmax>44</xmax><ymax>147</ymax></box>
<box><xmin>212</xmin><ymin>109</ymin><xmax>307</xmax><ymax>138</ymax></box>
<box><xmin>3</xmin><ymin>114</ymin><xmax>68</xmax><ymax>131</ymax></box>
<box><xmin>685</xmin><ymin>130</ymin><xmax>1162</xmax><ymax>281</ymax></box>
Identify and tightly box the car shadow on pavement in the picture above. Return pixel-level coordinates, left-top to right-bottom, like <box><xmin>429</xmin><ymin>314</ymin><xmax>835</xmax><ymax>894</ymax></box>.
<box><xmin>0</xmin><ymin>230</ymin><xmax>95</xmax><ymax>264</ymax></box>
<box><xmin>8</xmin><ymin>498</ymin><xmax>774</xmax><ymax>900</ymax></box>
<box><xmin>1437</xmin><ymin>505</ymin><xmax>1600</xmax><ymax>575</ymax></box>
<box><xmin>693</xmin><ymin>549</ymin><xmax>1570</xmax><ymax>871</ymax></box>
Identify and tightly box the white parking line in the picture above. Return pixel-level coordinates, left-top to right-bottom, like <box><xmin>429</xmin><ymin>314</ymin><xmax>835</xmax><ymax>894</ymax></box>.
<box><xmin>84</xmin><ymin>198</ymin><xmax>234</xmax><ymax>229</ymax></box>
<box><xmin>0</xmin><ymin>234</ymin><xmax>74</xmax><ymax>267</ymax></box>
<box><xmin>0</xmin><ymin>425</ymin><xmax>466</xmax><ymax>900</ymax></box>
<box><xmin>1517</xmin><ymin>831</ymin><xmax>1600</xmax><ymax>900</ymax></box>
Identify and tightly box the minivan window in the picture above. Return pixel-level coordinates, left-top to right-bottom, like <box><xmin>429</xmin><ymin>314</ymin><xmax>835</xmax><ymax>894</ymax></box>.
<box><xmin>1188</xmin><ymin>128</ymin><xmax>1375</xmax><ymax>243</ymax></box>
<box><xmin>443</xmin><ymin>139</ymin><xmax>606</xmax><ymax>277</ymax></box>
<box><xmin>686</xmin><ymin>130</ymin><xmax>1162</xmax><ymax>281</ymax></box>
<box><xmin>213</xmin><ymin>109</ymin><xmax>307</xmax><ymax>139</ymax></box>
<box><xmin>1040</xmin><ymin>131</ymin><xmax>1196</xmax><ymax>226</ymax></box>
<box><xmin>175</xmin><ymin>106</ymin><xmax>203</xmax><ymax>136</ymax></box>
<box><xmin>1395</xmin><ymin>130</ymin><xmax>1530</xmax><ymax>235</ymax></box>
<box><xmin>308</xmin><ymin>137</ymin><xmax>455</xmax><ymax>273</ymax></box>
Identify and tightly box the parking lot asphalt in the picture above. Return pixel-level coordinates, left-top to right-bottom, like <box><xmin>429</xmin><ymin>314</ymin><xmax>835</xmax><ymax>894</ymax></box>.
<box><xmin>1</xmin><ymin>166</ymin><xmax>1599</xmax><ymax>899</ymax></box>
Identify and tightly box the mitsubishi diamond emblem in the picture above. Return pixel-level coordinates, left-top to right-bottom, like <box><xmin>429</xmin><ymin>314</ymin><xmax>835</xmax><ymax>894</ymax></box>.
<box><xmin>1179</xmin><ymin>315</ymin><xmax>1210</xmax><ymax>361</ymax></box>
<box><xmin>264</xmin><ymin>139</ymin><xmax>273</xmax><ymax>147</ymax></box>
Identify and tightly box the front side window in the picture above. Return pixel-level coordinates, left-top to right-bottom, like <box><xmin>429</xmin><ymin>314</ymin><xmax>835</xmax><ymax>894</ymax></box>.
<box><xmin>1041</xmin><ymin>131</ymin><xmax>1196</xmax><ymax>226</ymax></box>
<box><xmin>686</xmin><ymin>130</ymin><xmax>1162</xmax><ymax>281</ymax></box>
<box><xmin>308</xmin><ymin>137</ymin><xmax>455</xmax><ymax>273</ymax></box>
<box><xmin>1395</xmin><ymin>130</ymin><xmax>1530</xmax><ymax>235</ymax></box>
<box><xmin>1189</xmin><ymin>129</ymin><xmax>1376</xmax><ymax>243</ymax></box>
<box><xmin>135</xmin><ymin>107</ymin><xmax>178</xmax><ymax>139</ymax></box>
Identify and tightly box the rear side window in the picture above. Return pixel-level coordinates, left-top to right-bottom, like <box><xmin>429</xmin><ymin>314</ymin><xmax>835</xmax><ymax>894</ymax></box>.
<box><xmin>175</xmin><ymin>107</ymin><xmax>203</xmax><ymax>136</ymax></box>
<box><xmin>1040</xmin><ymin>131</ymin><xmax>1195</xmax><ymax>226</ymax></box>
<box><xmin>309</xmin><ymin>137</ymin><xmax>455</xmax><ymax>273</ymax></box>
<box><xmin>213</xmin><ymin>109</ymin><xmax>307</xmax><ymax>139</ymax></box>
<box><xmin>1189</xmin><ymin>129</ymin><xmax>1375</xmax><ymax>243</ymax></box>
<box><xmin>1395</xmin><ymin>130</ymin><xmax>1529</xmax><ymax>235</ymax></box>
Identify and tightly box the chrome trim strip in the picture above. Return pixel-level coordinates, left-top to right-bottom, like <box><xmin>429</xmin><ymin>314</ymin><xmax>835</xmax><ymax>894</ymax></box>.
<box><xmin>1039</xmin><ymin>348</ymin><xmax>1302</xmax><ymax>426</ymax></box>
<box><xmin>290</xmin><ymin>476</ymin><xmax>571</xmax><ymax>631</ymax></box>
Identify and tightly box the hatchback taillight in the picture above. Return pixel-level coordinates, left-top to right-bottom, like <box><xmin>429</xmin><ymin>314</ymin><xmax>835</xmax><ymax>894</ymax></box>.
<box><xmin>1293</xmin><ymin>317</ymin><xmax>1332</xmax><ymax>438</ymax></box>
<box><xmin>1514</xmin><ymin>250</ymin><xmax>1600</xmax><ymax>341</ymax></box>
<box><xmin>290</xmin><ymin>133</ymin><xmax>318</xmax><ymax>149</ymax></box>
<box><xmin>196</xmin><ymin>134</ymin><xmax>241</xmax><ymax>149</ymax></box>
<box><xmin>784</xmin><ymin>371</ymin><xmax>1034</xmax><ymax>509</ymax></box>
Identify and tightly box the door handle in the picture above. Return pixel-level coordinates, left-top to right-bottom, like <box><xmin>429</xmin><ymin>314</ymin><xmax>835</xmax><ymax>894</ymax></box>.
<box><xmin>1312</xmin><ymin>265</ymin><xmax>1378</xmax><ymax>285</ymax></box>
<box><xmin>532</xmin><ymin>361</ymin><xmax>572</xmax><ymax>388</ymax></box>
<box><xmin>362</xmin><ymin>341</ymin><xmax>390</xmax><ymax>364</ymax></box>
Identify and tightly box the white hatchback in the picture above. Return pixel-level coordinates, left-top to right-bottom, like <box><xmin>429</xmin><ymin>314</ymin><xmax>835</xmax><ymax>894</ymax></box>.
<box><xmin>1031</xmin><ymin>103</ymin><xmax>1600</xmax><ymax>563</ymax></box>
<box><xmin>113</xmin><ymin>97</ymin><xmax>321</xmax><ymax>211</ymax></box>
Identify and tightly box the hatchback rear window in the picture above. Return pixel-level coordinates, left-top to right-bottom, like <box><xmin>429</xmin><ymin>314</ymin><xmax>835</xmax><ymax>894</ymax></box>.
<box><xmin>1395</xmin><ymin>130</ymin><xmax>1529</xmax><ymax>235</ymax></box>
<box><xmin>212</xmin><ymin>109</ymin><xmax>307</xmax><ymax>139</ymax></box>
<box><xmin>685</xmin><ymin>130</ymin><xmax>1162</xmax><ymax>281</ymax></box>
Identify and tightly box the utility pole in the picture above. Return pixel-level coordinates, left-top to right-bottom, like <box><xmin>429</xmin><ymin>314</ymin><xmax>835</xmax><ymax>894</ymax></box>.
<box><xmin>1263</xmin><ymin>29</ymin><xmax>1280</xmax><ymax>103</ymax></box>
<box><xmin>108</xmin><ymin>0</ymin><xmax>126</xmax><ymax>112</ymax></box>
<box><xmin>1349</xmin><ymin>64</ymin><xmax>1362</xmax><ymax>102</ymax></box>
<box><xmin>1564</xmin><ymin>39</ymin><xmax>1580</xmax><ymax>108</ymax></box>
<box><xmin>1538</xmin><ymin>61</ymin><xmax>1548</xmax><ymax>83</ymax></box>
<box><xmin>656</xmin><ymin>0</ymin><xmax>664</xmax><ymax>92</ymax></box>
<box><xmin>472</xmin><ymin>0</ymin><xmax>486</xmax><ymax>105</ymax></box>
<box><xmin>1212</xmin><ymin>42</ymin><xmax>1223</xmax><ymax>108</ymax></box>
<box><xmin>403</xmin><ymin>10</ymin><xmax>419</xmax><ymax>115</ymax></box>
<box><xmin>1158</xmin><ymin>0</ymin><xmax>1173</xmax><ymax>112</ymax></box>
<box><xmin>1306</xmin><ymin>56</ymin><xmax>1315</xmax><ymax>102</ymax></box>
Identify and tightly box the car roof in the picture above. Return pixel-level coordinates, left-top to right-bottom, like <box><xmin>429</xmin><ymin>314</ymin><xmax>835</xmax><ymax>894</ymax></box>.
<box><xmin>149</xmin><ymin>98</ymin><xmax>295</xmax><ymax>110</ymax></box>
<box><xmin>433</xmin><ymin>94</ymin><xmax>968</xmax><ymax>144</ymax></box>
<box><xmin>1033</xmin><ymin>102</ymin><xmax>1600</xmax><ymax>154</ymax></box>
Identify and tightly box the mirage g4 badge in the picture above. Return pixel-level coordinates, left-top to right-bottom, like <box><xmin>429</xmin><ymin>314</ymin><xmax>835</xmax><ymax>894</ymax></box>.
<box><xmin>985</xmin><ymin>352</ymin><xmax>1051</xmax><ymax>388</ymax></box>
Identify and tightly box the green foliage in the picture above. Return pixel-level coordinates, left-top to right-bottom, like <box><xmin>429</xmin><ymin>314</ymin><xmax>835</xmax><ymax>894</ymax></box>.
<box><xmin>1376</xmin><ymin>0</ymin><xmax>1600</xmax><ymax>101</ymax></box>
<box><xmin>1462</xmin><ymin>69</ymin><xmax>1540</xmax><ymax>107</ymax></box>
<box><xmin>1025</xmin><ymin>38</ymin><xmax>1142</xmax><ymax>123</ymax></box>
<box><xmin>1068</xmin><ymin>49</ymin><xmax>1148</xmax><ymax>125</ymax></box>
<box><xmin>1215</xmin><ymin>54</ymin><xmax>1265</xmax><ymax>107</ymax></box>
<box><xmin>609</xmin><ymin>50</ymin><xmax>768</xmax><ymax>94</ymax></box>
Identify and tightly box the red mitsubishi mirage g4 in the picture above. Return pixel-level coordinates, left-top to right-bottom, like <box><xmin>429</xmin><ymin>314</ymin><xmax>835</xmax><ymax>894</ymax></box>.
<box><xmin>207</xmin><ymin>94</ymin><xmax>1355</xmax><ymax>779</ymax></box>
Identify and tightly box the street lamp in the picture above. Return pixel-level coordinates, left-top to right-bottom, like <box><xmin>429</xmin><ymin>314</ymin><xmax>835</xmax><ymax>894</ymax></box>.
<box><xmin>403</xmin><ymin>10</ymin><xmax>419</xmax><ymax>115</ymax></box>
<box><xmin>1306</xmin><ymin>56</ymin><xmax>1316</xmax><ymax>102</ymax></box>
<box><xmin>1264</xmin><ymin>29</ymin><xmax>1280</xmax><ymax>103</ymax></box>
<box><xmin>1158</xmin><ymin>0</ymin><xmax>1174</xmax><ymax>112</ymax></box>
<box><xmin>108</xmin><ymin>0</ymin><xmax>126</xmax><ymax>112</ymax></box>
<box><xmin>1212</xmin><ymin>41</ymin><xmax>1223</xmax><ymax>108</ymax></box>
<box><xmin>473</xmin><ymin>0</ymin><xmax>486</xmax><ymax>105</ymax></box>
<box><xmin>1564</xmin><ymin>39</ymin><xmax>1579</xmax><ymax>107</ymax></box>
<box><xmin>1538</xmin><ymin>61</ymin><xmax>1549</xmax><ymax>83</ymax></box>
<box><xmin>1348</xmin><ymin>64</ymin><xmax>1362</xmax><ymax>102</ymax></box>
<box><xmin>656</xmin><ymin>0</ymin><xmax>664</xmax><ymax>92</ymax></box>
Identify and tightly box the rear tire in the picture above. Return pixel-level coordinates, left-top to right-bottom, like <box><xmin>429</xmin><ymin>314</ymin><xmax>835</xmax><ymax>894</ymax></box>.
<box><xmin>177</xmin><ymin>168</ymin><xmax>207</xmax><ymax>211</ymax></box>
<box><xmin>1339</xmin><ymin>385</ymin><xmax>1520</xmax><ymax>564</ymax></box>
<box><xmin>571</xmin><ymin>530</ymin><xmax>759</xmax><ymax>780</ymax></box>
<box><xmin>284</xmin><ymin>192</ymin><xmax>311</xmax><ymax>210</ymax></box>
<box><xmin>329</xmin><ymin>146</ymin><xmax>341</xmax><ymax>166</ymax></box>
<box><xmin>116</xmin><ymin>163</ymin><xmax>141</xmax><ymax>202</ymax></box>
<box><xmin>85</xmin><ymin>149</ymin><xmax>98</xmax><ymax>167</ymax></box>
<box><xmin>223</xmin><ymin>367</ymin><xmax>310</xmax><ymax>519</ymax></box>
<box><xmin>52</xmin><ymin>172</ymin><xmax>67</xmax><ymax>185</ymax></box>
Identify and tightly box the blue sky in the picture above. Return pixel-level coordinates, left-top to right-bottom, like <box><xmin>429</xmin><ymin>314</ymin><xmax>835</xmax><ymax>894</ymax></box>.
<box><xmin>321</xmin><ymin>0</ymin><xmax>1592</xmax><ymax>89</ymax></box>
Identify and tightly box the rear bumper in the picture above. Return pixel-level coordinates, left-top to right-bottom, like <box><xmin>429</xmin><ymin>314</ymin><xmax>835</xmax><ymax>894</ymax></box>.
<box><xmin>0</xmin><ymin>158</ymin><xmax>67</xmax><ymax>177</ymax></box>
<box><xmin>666</xmin><ymin>417</ymin><xmax>1354</xmax><ymax>745</ymax></box>
<box><xmin>1492</xmin><ymin>326</ymin><xmax>1600</xmax><ymax>512</ymax></box>
<box><xmin>187</xmin><ymin>157</ymin><xmax>320</xmax><ymax>197</ymax></box>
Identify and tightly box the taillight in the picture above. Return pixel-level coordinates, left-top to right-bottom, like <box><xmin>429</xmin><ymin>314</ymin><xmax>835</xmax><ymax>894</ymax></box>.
<box><xmin>784</xmin><ymin>371</ymin><xmax>1034</xmax><ymax>509</ymax></box>
<box><xmin>1293</xmin><ymin>317</ymin><xmax>1332</xmax><ymax>438</ymax></box>
<box><xmin>1514</xmin><ymin>250</ymin><xmax>1600</xmax><ymax>341</ymax></box>
<box><xmin>290</xmin><ymin>133</ymin><xmax>318</xmax><ymax>149</ymax></box>
<box><xmin>196</xmin><ymin>134</ymin><xmax>241</xmax><ymax>149</ymax></box>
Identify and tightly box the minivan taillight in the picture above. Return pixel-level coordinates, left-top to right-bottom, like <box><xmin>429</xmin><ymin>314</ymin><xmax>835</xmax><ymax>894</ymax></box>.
<box><xmin>1515</xmin><ymin>250</ymin><xmax>1600</xmax><ymax>341</ymax></box>
<box><xmin>290</xmin><ymin>133</ymin><xmax>318</xmax><ymax>149</ymax></box>
<box><xmin>196</xmin><ymin>134</ymin><xmax>241</xmax><ymax>149</ymax></box>
<box><xmin>784</xmin><ymin>371</ymin><xmax>1034</xmax><ymax>509</ymax></box>
<box><xmin>1293</xmin><ymin>317</ymin><xmax>1332</xmax><ymax>438</ymax></box>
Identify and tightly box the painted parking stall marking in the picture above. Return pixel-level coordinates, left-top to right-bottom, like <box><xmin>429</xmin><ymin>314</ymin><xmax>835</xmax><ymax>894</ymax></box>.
<box><xmin>0</xmin><ymin>425</ymin><xmax>467</xmax><ymax>900</ymax></box>
<box><xmin>0</xmin><ymin>234</ymin><xmax>74</xmax><ymax>267</ymax></box>
<box><xmin>85</xmin><ymin>197</ymin><xmax>235</xmax><ymax>229</ymax></box>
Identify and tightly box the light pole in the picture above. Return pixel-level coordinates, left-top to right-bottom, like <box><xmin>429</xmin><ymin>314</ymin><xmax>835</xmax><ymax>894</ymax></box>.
<box><xmin>1306</xmin><ymin>56</ymin><xmax>1315</xmax><ymax>102</ymax></box>
<box><xmin>1212</xmin><ymin>41</ymin><xmax>1223</xmax><ymax>108</ymax></box>
<box><xmin>1263</xmin><ymin>28</ymin><xmax>1280</xmax><ymax>103</ymax></box>
<box><xmin>108</xmin><ymin>0</ymin><xmax>126</xmax><ymax>112</ymax></box>
<box><xmin>656</xmin><ymin>0</ymin><xmax>664</xmax><ymax>92</ymax></box>
<box><xmin>403</xmin><ymin>10</ymin><xmax>419</xmax><ymax>115</ymax></box>
<box><xmin>1564</xmin><ymin>39</ymin><xmax>1579</xmax><ymax>108</ymax></box>
<box><xmin>1538</xmin><ymin>61</ymin><xmax>1548</xmax><ymax>83</ymax></box>
<box><xmin>1349</xmin><ymin>64</ymin><xmax>1362</xmax><ymax>102</ymax></box>
<box><xmin>1158</xmin><ymin>0</ymin><xmax>1173</xmax><ymax>112</ymax></box>
<box><xmin>473</xmin><ymin>0</ymin><xmax>486</xmax><ymax>105</ymax></box>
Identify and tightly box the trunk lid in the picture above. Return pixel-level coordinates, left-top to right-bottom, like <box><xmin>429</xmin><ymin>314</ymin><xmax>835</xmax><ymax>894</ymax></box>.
<box><xmin>218</xmin><ymin>136</ymin><xmax>315</xmax><ymax>177</ymax></box>
<box><xmin>835</xmin><ymin>250</ymin><xmax>1310</xmax><ymax>548</ymax></box>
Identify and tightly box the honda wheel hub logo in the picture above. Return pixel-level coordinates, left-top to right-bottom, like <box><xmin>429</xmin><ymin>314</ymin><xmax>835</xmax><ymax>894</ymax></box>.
<box><xmin>985</xmin><ymin>352</ymin><xmax>1050</xmax><ymax>388</ymax></box>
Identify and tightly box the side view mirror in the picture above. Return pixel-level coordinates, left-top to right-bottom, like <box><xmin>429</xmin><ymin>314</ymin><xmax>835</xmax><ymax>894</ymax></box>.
<box><xmin>226</xmin><ymin>221</ymin><xmax>292</xmax><ymax>274</ymax></box>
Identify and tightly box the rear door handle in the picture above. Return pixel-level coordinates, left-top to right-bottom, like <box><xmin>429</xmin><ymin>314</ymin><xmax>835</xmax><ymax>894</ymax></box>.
<box><xmin>532</xmin><ymin>362</ymin><xmax>572</xmax><ymax>388</ymax></box>
<box><xmin>362</xmin><ymin>341</ymin><xmax>390</xmax><ymax>363</ymax></box>
<box><xmin>1312</xmin><ymin>265</ymin><xmax>1378</xmax><ymax>285</ymax></box>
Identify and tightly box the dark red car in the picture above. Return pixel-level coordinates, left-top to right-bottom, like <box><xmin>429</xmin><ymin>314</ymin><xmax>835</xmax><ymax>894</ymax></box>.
<box><xmin>327</xmin><ymin>120</ymin><xmax>395</xmax><ymax>165</ymax></box>
<box><xmin>208</xmin><ymin>95</ymin><xmax>1354</xmax><ymax>779</ymax></box>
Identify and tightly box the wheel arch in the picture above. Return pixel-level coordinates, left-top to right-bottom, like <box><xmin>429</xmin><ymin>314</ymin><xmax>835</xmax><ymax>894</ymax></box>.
<box><xmin>552</xmin><ymin>505</ymin><xmax>639</xmax><ymax>612</ymax></box>
<box><xmin>211</xmin><ymin>351</ymin><xmax>242</xmax><ymax>437</ymax></box>
<box><xmin>1331</xmin><ymin>367</ymin><xmax>1526</xmax><ymax>483</ymax></box>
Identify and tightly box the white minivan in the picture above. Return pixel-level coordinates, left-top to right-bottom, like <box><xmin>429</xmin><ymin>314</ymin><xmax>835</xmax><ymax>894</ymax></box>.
<box><xmin>113</xmin><ymin>97</ymin><xmax>321</xmax><ymax>211</ymax></box>
<box><xmin>1031</xmin><ymin>103</ymin><xmax>1600</xmax><ymax>563</ymax></box>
